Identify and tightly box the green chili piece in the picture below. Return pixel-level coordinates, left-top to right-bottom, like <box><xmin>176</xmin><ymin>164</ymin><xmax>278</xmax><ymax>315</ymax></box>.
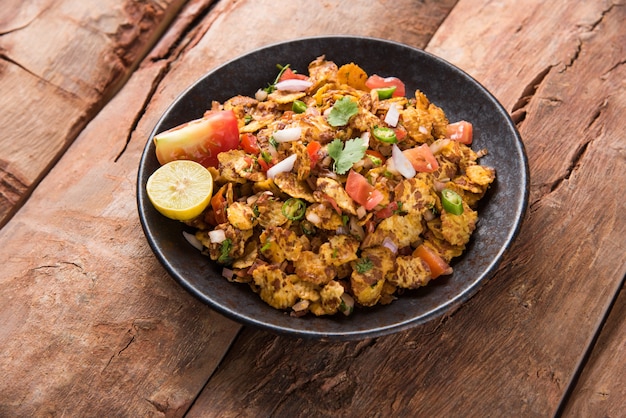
<box><xmin>376</xmin><ymin>86</ymin><xmax>396</xmax><ymax>100</ymax></box>
<box><xmin>441</xmin><ymin>189</ymin><xmax>464</xmax><ymax>215</ymax></box>
<box><xmin>372</xmin><ymin>126</ymin><xmax>397</xmax><ymax>144</ymax></box>
<box><xmin>281</xmin><ymin>198</ymin><xmax>306</xmax><ymax>221</ymax></box>
<box><xmin>292</xmin><ymin>100</ymin><xmax>307</xmax><ymax>113</ymax></box>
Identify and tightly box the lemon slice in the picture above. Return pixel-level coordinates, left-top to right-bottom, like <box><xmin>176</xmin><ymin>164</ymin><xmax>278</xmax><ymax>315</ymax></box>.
<box><xmin>146</xmin><ymin>160</ymin><xmax>213</xmax><ymax>221</ymax></box>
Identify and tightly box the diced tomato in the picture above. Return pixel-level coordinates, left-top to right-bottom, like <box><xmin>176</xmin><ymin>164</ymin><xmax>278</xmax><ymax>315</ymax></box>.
<box><xmin>279</xmin><ymin>68</ymin><xmax>308</xmax><ymax>81</ymax></box>
<box><xmin>258</xmin><ymin>158</ymin><xmax>273</xmax><ymax>173</ymax></box>
<box><xmin>446</xmin><ymin>121</ymin><xmax>473</xmax><ymax>144</ymax></box>
<box><xmin>375</xmin><ymin>201</ymin><xmax>398</xmax><ymax>219</ymax></box>
<box><xmin>403</xmin><ymin>144</ymin><xmax>439</xmax><ymax>173</ymax></box>
<box><xmin>413</xmin><ymin>244</ymin><xmax>452</xmax><ymax>279</ymax></box>
<box><xmin>240</xmin><ymin>133</ymin><xmax>260</xmax><ymax>155</ymax></box>
<box><xmin>306</xmin><ymin>141</ymin><xmax>322</xmax><ymax>168</ymax></box>
<box><xmin>394</xmin><ymin>126</ymin><xmax>408</xmax><ymax>141</ymax></box>
<box><xmin>154</xmin><ymin>110</ymin><xmax>240</xmax><ymax>168</ymax></box>
<box><xmin>365</xmin><ymin>74</ymin><xmax>406</xmax><ymax>98</ymax></box>
<box><xmin>210</xmin><ymin>186</ymin><xmax>228</xmax><ymax>225</ymax></box>
<box><xmin>345</xmin><ymin>170</ymin><xmax>384</xmax><ymax>210</ymax></box>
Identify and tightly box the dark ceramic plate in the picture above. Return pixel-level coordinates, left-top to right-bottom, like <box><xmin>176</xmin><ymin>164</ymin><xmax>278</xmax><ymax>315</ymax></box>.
<box><xmin>137</xmin><ymin>36</ymin><xmax>529</xmax><ymax>341</ymax></box>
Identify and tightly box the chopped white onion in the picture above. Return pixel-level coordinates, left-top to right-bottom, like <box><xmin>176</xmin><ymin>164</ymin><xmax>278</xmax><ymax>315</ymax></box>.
<box><xmin>419</xmin><ymin>126</ymin><xmax>429</xmax><ymax>135</ymax></box>
<box><xmin>382</xmin><ymin>236</ymin><xmax>398</xmax><ymax>254</ymax></box>
<box><xmin>339</xmin><ymin>293</ymin><xmax>355</xmax><ymax>316</ymax></box>
<box><xmin>306</xmin><ymin>211</ymin><xmax>322</xmax><ymax>225</ymax></box>
<box><xmin>360</xmin><ymin>131</ymin><xmax>371</xmax><ymax>148</ymax></box>
<box><xmin>273</xmin><ymin>127</ymin><xmax>302</xmax><ymax>143</ymax></box>
<box><xmin>266</xmin><ymin>154</ymin><xmax>297</xmax><ymax>179</ymax></box>
<box><xmin>255</xmin><ymin>88</ymin><xmax>268</xmax><ymax>101</ymax></box>
<box><xmin>356</xmin><ymin>205</ymin><xmax>367</xmax><ymax>219</ymax></box>
<box><xmin>208</xmin><ymin>229</ymin><xmax>226</xmax><ymax>244</ymax></box>
<box><xmin>275</xmin><ymin>79</ymin><xmax>312</xmax><ymax>92</ymax></box>
<box><xmin>183</xmin><ymin>231</ymin><xmax>203</xmax><ymax>251</ymax></box>
<box><xmin>349</xmin><ymin>217</ymin><xmax>365</xmax><ymax>240</ymax></box>
<box><xmin>384</xmin><ymin>104</ymin><xmax>400</xmax><ymax>127</ymax></box>
<box><xmin>429</xmin><ymin>138</ymin><xmax>451</xmax><ymax>155</ymax></box>
<box><xmin>392</xmin><ymin>144</ymin><xmax>416</xmax><ymax>179</ymax></box>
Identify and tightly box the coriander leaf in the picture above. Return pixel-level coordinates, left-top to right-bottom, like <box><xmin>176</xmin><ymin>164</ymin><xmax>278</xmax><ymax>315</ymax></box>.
<box><xmin>327</xmin><ymin>96</ymin><xmax>358</xmax><ymax>127</ymax></box>
<box><xmin>327</xmin><ymin>138</ymin><xmax>367</xmax><ymax>174</ymax></box>
<box><xmin>355</xmin><ymin>257</ymin><xmax>374</xmax><ymax>273</ymax></box>
<box><xmin>218</xmin><ymin>238</ymin><xmax>233</xmax><ymax>264</ymax></box>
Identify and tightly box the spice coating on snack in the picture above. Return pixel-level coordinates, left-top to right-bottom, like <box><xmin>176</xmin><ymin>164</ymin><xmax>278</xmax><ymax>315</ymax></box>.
<box><xmin>164</xmin><ymin>57</ymin><xmax>496</xmax><ymax>317</ymax></box>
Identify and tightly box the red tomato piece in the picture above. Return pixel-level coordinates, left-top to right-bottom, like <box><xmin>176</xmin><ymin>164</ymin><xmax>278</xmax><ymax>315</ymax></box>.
<box><xmin>210</xmin><ymin>186</ymin><xmax>229</xmax><ymax>225</ymax></box>
<box><xmin>394</xmin><ymin>126</ymin><xmax>408</xmax><ymax>141</ymax></box>
<box><xmin>446</xmin><ymin>121</ymin><xmax>473</xmax><ymax>144</ymax></box>
<box><xmin>365</xmin><ymin>74</ymin><xmax>406</xmax><ymax>97</ymax></box>
<box><xmin>345</xmin><ymin>170</ymin><xmax>384</xmax><ymax>210</ymax></box>
<box><xmin>258</xmin><ymin>158</ymin><xmax>273</xmax><ymax>173</ymax></box>
<box><xmin>413</xmin><ymin>244</ymin><xmax>452</xmax><ymax>279</ymax></box>
<box><xmin>240</xmin><ymin>133</ymin><xmax>260</xmax><ymax>155</ymax></box>
<box><xmin>306</xmin><ymin>141</ymin><xmax>322</xmax><ymax>168</ymax></box>
<box><xmin>154</xmin><ymin>110</ymin><xmax>240</xmax><ymax>168</ymax></box>
<box><xmin>375</xmin><ymin>201</ymin><xmax>398</xmax><ymax>219</ymax></box>
<box><xmin>403</xmin><ymin>144</ymin><xmax>439</xmax><ymax>173</ymax></box>
<box><xmin>279</xmin><ymin>68</ymin><xmax>308</xmax><ymax>81</ymax></box>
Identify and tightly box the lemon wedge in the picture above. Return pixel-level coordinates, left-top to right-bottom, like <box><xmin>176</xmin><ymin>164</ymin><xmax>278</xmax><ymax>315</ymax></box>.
<box><xmin>146</xmin><ymin>160</ymin><xmax>213</xmax><ymax>221</ymax></box>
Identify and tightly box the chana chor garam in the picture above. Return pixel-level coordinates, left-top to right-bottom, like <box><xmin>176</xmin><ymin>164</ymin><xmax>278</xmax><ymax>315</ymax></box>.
<box><xmin>147</xmin><ymin>56</ymin><xmax>495</xmax><ymax>317</ymax></box>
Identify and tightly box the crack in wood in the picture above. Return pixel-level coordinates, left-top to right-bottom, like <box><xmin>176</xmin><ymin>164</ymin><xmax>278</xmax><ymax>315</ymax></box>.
<box><xmin>510</xmin><ymin>66</ymin><xmax>552</xmax><ymax>126</ymax></box>
<box><xmin>114</xmin><ymin>1</ymin><xmax>218</xmax><ymax>162</ymax></box>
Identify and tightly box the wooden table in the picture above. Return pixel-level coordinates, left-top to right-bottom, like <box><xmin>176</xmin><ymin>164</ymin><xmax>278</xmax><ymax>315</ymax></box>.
<box><xmin>1</xmin><ymin>0</ymin><xmax>624</xmax><ymax>416</ymax></box>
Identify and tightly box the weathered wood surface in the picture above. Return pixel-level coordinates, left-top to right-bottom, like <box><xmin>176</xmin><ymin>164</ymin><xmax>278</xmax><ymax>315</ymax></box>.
<box><xmin>0</xmin><ymin>0</ymin><xmax>624</xmax><ymax>417</ymax></box>
<box><xmin>0</xmin><ymin>0</ymin><xmax>187</xmax><ymax>228</ymax></box>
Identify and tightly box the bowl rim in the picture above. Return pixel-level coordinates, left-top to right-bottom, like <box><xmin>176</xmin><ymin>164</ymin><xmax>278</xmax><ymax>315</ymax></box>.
<box><xmin>137</xmin><ymin>35</ymin><xmax>529</xmax><ymax>340</ymax></box>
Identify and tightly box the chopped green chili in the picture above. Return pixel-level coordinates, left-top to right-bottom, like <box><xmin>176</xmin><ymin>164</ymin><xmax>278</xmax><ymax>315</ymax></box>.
<box><xmin>441</xmin><ymin>189</ymin><xmax>464</xmax><ymax>215</ymax></box>
<box><xmin>376</xmin><ymin>86</ymin><xmax>396</xmax><ymax>100</ymax></box>
<box><xmin>244</xmin><ymin>115</ymin><xmax>253</xmax><ymax>125</ymax></box>
<box><xmin>292</xmin><ymin>100</ymin><xmax>307</xmax><ymax>113</ymax></box>
<box><xmin>372</xmin><ymin>126</ymin><xmax>397</xmax><ymax>144</ymax></box>
<box><xmin>281</xmin><ymin>198</ymin><xmax>306</xmax><ymax>221</ymax></box>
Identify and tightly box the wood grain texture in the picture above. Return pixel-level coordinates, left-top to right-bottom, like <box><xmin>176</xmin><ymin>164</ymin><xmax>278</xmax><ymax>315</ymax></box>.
<box><xmin>188</xmin><ymin>0</ymin><xmax>626</xmax><ymax>416</ymax></box>
<box><xmin>562</xmin><ymin>283</ymin><xmax>626</xmax><ymax>416</ymax></box>
<box><xmin>0</xmin><ymin>1</ymin><xmax>244</xmax><ymax>416</ymax></box>
<box><xmin>0</xmin><ymin>0</ymin><xmax>187</xmax><ymax>228</ymax></box>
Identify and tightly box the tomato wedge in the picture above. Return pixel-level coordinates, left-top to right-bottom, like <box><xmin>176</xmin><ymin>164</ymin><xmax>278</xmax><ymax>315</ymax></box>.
<box><xmin>403</xmin><ymin>144</ymin><xmax>439</xmax><ymax>173</ymax></box>
<box><xmin>413</xmin><ymin>244</ymin><xmax>452</xmax><ymax>279</ymax></box>
<box><xmin>154</xmin><ymin>110</ymin><xmax>239</xmax><ymax>168</ymax></box>
<box><xmin>345</xmin><ymin>170</ymin><xmax>384</xmax><ymax>210</ymax></box>
<box><xmin>446</xmin><ymin>121</ymin><xmax>473</xmax><ymax>144</ymax></box>
<box><xmin>365</xmin><ymin>74</ymin><xmax>406</xmax><ymax>98</ymax></box>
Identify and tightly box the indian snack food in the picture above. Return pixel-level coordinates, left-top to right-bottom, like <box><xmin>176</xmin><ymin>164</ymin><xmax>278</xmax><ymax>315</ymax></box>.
<box><xmin>147</xmin><ymin>56</ymin><xmax>496</xmax><ymax>317</ymax></box>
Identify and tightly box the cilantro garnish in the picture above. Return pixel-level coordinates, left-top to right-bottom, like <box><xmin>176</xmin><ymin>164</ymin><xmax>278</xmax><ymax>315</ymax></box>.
<box><xmin>327</xmin><ymin>138</ymin><xmax>367</xmax><ymax>174</ymax></box>
<box><xmin>355</xmin><ymin>257</ymin><xmax>374</xmax><ymax>273</ymax></box>
<box><xmin>327</xmin><ymin>96</ymin><xmax>358</xmax><ymax>127</ymax></box>
<box><xmin>218</xmin><ymin>238</ymin><xmax>233</xmax><ymax>264</ymax></box>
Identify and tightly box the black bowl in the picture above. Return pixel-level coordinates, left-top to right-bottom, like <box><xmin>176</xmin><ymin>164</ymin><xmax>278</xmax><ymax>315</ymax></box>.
<box><xmin>137</xmin><ymin>36</ymin><xmax>529</xmax><ymax>341</ymax></box>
